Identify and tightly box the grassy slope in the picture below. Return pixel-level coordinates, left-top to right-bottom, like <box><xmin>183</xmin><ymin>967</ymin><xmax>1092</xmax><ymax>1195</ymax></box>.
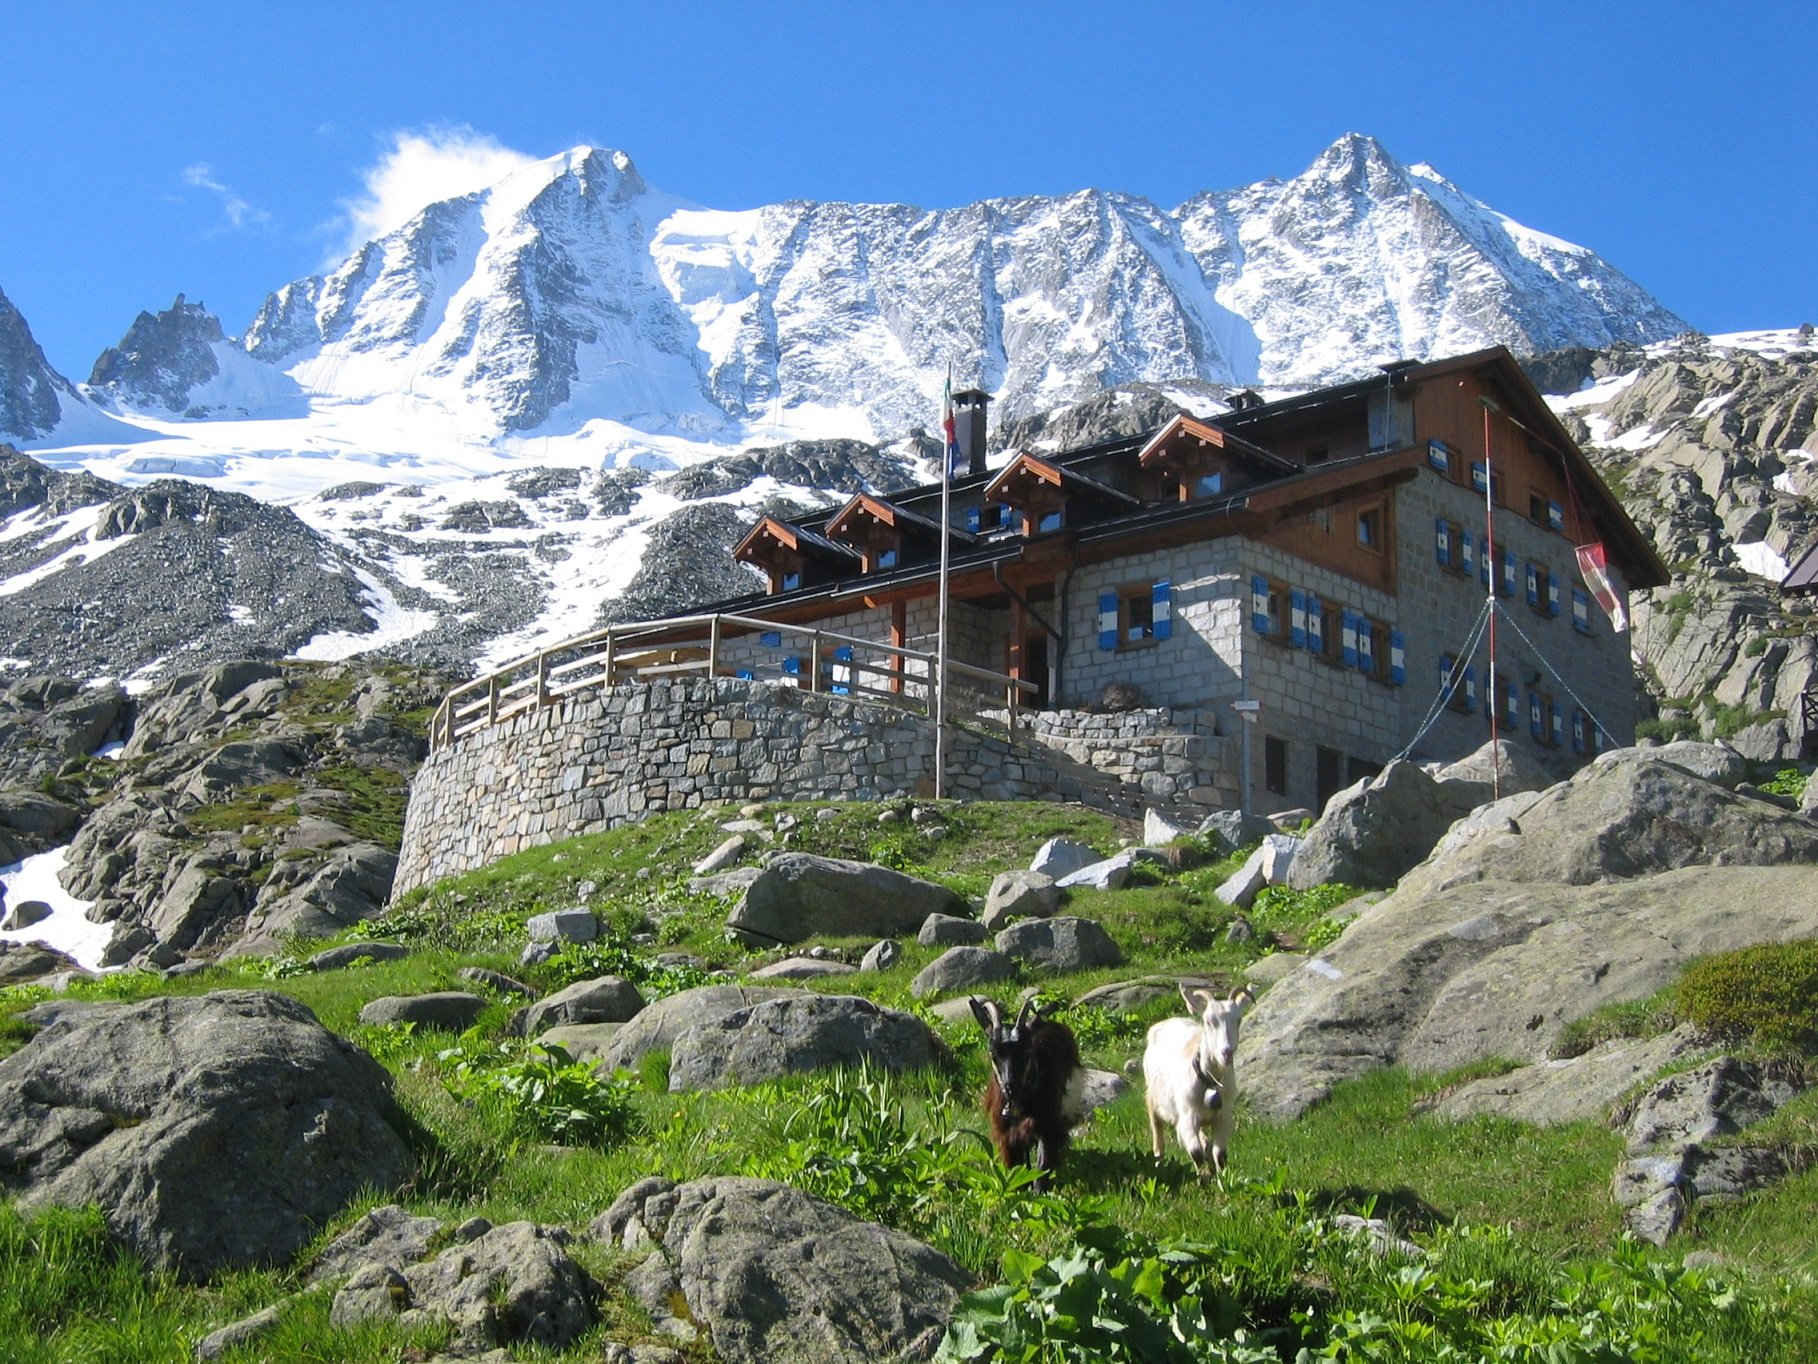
<box><xmin>2</xmin><ymin>799</ymin><xmax>1815</xmax><ymax>1362</ymax></box>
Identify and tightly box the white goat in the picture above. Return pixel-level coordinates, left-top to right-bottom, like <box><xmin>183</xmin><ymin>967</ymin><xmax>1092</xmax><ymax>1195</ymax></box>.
<box><xmin>1142</xmin><ymin>984</ymin><xmax>1254</xmax><ymax>1179</ymax></box>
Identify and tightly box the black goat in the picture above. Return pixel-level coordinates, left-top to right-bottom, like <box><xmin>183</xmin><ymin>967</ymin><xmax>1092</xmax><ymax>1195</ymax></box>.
<box><xmin>969</xmin><ymin>996</ymin><xmax>1088</xmax><ymax>1188</ymax></box>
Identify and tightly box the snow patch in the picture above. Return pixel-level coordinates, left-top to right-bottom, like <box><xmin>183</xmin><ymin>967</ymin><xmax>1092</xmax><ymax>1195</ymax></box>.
<box><xmin>1734</xmin><ymin>541</ymin><xmax>1790</xmax><ymax>582</ymax></box>
<box><xmin>289</xmin><ymin>565</ymin><xmax>438</xmax><ymax>661</ymax></box>
<box><xmin>0</xmin><ymin>847</ymin><xmax>112</xmax><ymax>972</ymax></box>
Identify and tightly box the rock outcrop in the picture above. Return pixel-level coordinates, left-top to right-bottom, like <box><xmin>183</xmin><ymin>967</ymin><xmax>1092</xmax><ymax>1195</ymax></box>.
<box><xmin>1242</xmin><ymin>755</ymin><xmax>1818</xmax><ymax>1120</ymax></box>
<box><xmin>596</xmin><ymin>1176</ymin><xmax>970</xmax><ymax>1364</ymax></box>
<box><xmin>0</xmin><ymin>990</ymin><xmax>415</xmax><ymax>1279</ymax></box>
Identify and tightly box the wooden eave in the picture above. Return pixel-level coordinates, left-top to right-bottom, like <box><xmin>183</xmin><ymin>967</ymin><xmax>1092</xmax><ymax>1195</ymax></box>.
<box><xmin>1137</xmin><ymin>413</ymin><xmax>1296</xmax><ymax>474</ymax></box>
<box><xmin>732</xmin><ymin>515</ymin><xmax>802</xmax><ymax>564</ymax></box>
<box><xmin>984</xmin><ymin>451</ymin><xmax>1142</xmax><ymax>511</ymax></box>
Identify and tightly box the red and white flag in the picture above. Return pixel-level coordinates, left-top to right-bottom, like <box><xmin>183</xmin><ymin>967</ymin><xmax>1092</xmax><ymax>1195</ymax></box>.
<box><xmin>941</xmin><ymin>373</ymin><xmax>962</xmax><ymax>480</ymax></box>
<box><xmin>1576</xmin><ymin>541</ymin><xmax>1628</xmax><ymax>633</ymax></box>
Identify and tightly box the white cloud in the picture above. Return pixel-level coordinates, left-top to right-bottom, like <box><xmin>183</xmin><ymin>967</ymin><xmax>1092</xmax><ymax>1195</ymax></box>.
<box><xmin>182</xmin><ymin>162</ymin><xmax>270</xmax><ymax>231</ymax></box>
<box><xmin>329</xmin><ymin>126</ymin><xmax>537</xmax><ymax>262</ymax></box>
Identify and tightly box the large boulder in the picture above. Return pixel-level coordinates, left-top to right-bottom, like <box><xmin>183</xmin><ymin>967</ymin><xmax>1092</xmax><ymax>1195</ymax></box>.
<box><xmin>667</xmin><ymin>993</ymin><xmax>942</xmax><ymax>1091</ymax></box>
<box><xmin>1242</xmin><ymin>862</ymin><xmax>1818</xmax><ymax>1122</ymax></box>
<box><xmin>599</xmin><ymin>985</ymin><xmax>794</xmax><ymax>1072</ymax></box>
<box><xmin>910</xmin><ymin>946</ymin><xmax>1018</xmax><ymax>998</ymax></box>
<box><xmin>725</xmin><ymin>854</ymin><xmax>965</xmax><ymax>947</ymax></box>
<box><xmin>508</xmin><ymin>976</ymin><xmax>645</xmax><ymax>1037</ymax></box>
<box><xmin>1286</xmin><ymin>760</ymin><xmax>1474</xmax><ymax>891</ymax></box>
<box><xmin>1404</xmin><ymin>755</ymin><xmax>1818</xmax><ymax>891</ymax></box>
<box><xmin>595</xmin><ymin>1176</ymin><xmax>969</xmax><ymax>1364</ymax></box>
<box><xmin>0</xmin><ymin>990</ymin><xmax>414</xmax><ymax>1278</ymax></box>
<box><xmin>995</xmin><ymin>916</ymin><xmax>1124</xmax><ymax>972</ymax></box>
<box><xmin>981</xmin><ymin>870</ymin><xmax>1062</xmax><ymax>929</ymax></box>
<box><xmin>331</xmin><ymin>1219</ymin><xmax>597</xmax><ymax>1351</ymax></box>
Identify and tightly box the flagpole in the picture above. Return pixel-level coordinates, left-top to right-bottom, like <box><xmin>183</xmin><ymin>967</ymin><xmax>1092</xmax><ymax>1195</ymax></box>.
<box><xmin>1482</xmin><ymin>397</ymin><xmax>1500</xmax><ymax>803</ymax></box>
<box><xmin>934</xmin><ymin>368</ymin><xmax>953</xmax><ymax>800</ymax></box>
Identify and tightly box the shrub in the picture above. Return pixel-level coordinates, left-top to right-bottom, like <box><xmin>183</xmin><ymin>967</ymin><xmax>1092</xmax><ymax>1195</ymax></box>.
<box><xmin>1760</xmin><ymin>768</ymin><xmax>1810</xmax><ymax>800</ymax></box>
<box><xmin>1677</xmin><ymin>940</ymin><xmax>1818</xmax><ymax>1052</ymax></box>
<box><xmin>437</xmin><ymin>1035</ymin><xmax>638</xmax><ymax>1147</ymax></box>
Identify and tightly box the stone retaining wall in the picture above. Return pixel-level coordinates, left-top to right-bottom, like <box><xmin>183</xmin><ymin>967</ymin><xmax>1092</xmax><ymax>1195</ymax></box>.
<box><xmin>394</xmin><ymin>676</ymin><xmax>1235</xmax><ymax>897</ymax></box>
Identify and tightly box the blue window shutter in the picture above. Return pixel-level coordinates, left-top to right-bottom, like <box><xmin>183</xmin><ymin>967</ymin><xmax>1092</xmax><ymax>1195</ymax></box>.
<box><xmin>1435</xmin><ymin>517</ymin><xmax>1451</xmax><ymax>566</ymax></box>
<box><xmin>760</xmin><ymin>630</ymin><xmax>782</xmax><ymax>648</ymax></box>
<box><xmin>1506</xmin><ymin>678</ymin><xmax>1520</xmax><ymax>724</ymax></box>
<box><xmin>1464</xmin><ymin>665</ymin><xmax>1478</xmax><ymax>713</ymax></box>
<box><xmin>1481</xmin><ymin>547</ymin><xmax>1492</xmax><ymax>588</ymax></box>
<box><xmin>1290</xmin><ymin>588</ymin><xmax>1308</xmax><ymax>648</ymax></box>
<box><xmin>1389</xmin><ymin>630</ymin><xmax>1406</xmax><ymax>685</ymax></box>
<box><xmin>1460</xmin><ymin>529</ymin><xmax>1475</xmax><ymax>576</ymax></box>
<box><xmin>1503</xmin><ymin>557</ymin><xmax>1518</xmax><ymax>597</ymax></box>
<box><xmin>1529</xmin><ymin>691</ymin><xmax>1544</xmax><ymax>738</ymax></box>
<box><xmin>1551</xmin><ymin>702</ymin><xmax>1564</xmax><ymax>746</ymax></box>
<box><xmin>735</xmin><ymin>667</ymin><xmax>754</xmax><ymax>681</ymax></box>
<box><xmin>1438</xmin><ymin>653</ymin><xmax>1453</xmax><ymax>701</ymax></box>
<box><xmin>1471</xmin><ymin>461</ymin><xmax>1488</xmax><ymax>492</ymax></box>
<box><xmin>1152</xmin><ymin>579</ymin><xmax>1173</xmax><ymax>640</ymax></box>
<box><xmin>1572</xmin><ymin>709</ymin><xmax>1586</xmax><ymax>753</ymax></box>
<box><xmin>1525</xmin><ymin>563</ymin><xmax>1541</xmax><ymax>607</ymax></box>
<box><xmin>782</xmin><ymin>655</ymin><xmax>801</xmax><ymax>676</ymax></box>
<box><xmin>1341</xmin><ymin>610</ymin><xmax>1359</xmax><ymax>667</ymax></box>
<box><xmin>966</xmin><ymin>506</ymin><xmax>981</xmax><ymax>532</ymax></box>
<box><xmin>1098</xmin><ymin>591</ymin><xmax>1119</xmax><ymax>650</ymax></box>
<box><xmin>1250</xmin><ymin>575</ymin><xmax>1270</xmax><ymax>634</ymax></box>
<box><xmin>1306</xmin><ymin>594</ymin><xmax>1323</xmax><ymax>653</ymax></box>
<box><xmin>1428</xmin><ymin>439</ymin><xmax>1452</xmax><ymax>472</ymax></box>
<box><xmin>1548</xmin><ymin>500</ymin><xmax>1565</xmax><ymax>532</ymax></box>
<box><xmin>1547</xmin><ymin>573</ymin><xmax>1561</xmax><ymax>617</ymax></box>
<box><xmin>1573</xmin><ymin>588</ymin><xmax>1591</xmax><ymax>633</ymax></box>
<box><xmin>1357</xmin><ymin>618</ymin><xmax>1375</xmax><ymax>673</ymax></box>
<box><xmin>831</xmin><ymin>644</ymin><xmax>853</xmax><ymax>694</ymax></box>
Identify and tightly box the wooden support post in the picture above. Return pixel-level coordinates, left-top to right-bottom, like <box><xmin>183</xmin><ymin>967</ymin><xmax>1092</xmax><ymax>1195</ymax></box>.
<box><xmin>809</xmin><ymin>634</ymin><xmax>822</xmax><ymax>692</ymax></box>
<box><xmin>487</xmin><ymin>674</ymin><xmax>499</xmax><ymax>726</ymax></box>
<box><xmin>535</xmin><ymin>652</ymin><xmax>549</xmax><ymax>707</ymax></box>
<box><xmin>603</xmin><ymin>632</ymin><xmax>616</xmax><ymax>688</ymax></box>
<box><xmin>708</xmin><ymin>615</ymin><xmax>721</xmax><ymax>678</ymax></box>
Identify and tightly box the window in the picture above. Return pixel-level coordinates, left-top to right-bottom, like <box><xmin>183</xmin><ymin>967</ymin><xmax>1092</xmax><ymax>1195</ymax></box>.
<box><xmin>1316</xmin><ymin>745</ymin><xmax>1345</xmax><ymax>808</ymax></box>
<box><xmin>1525</xmin><ymin>561</ymin><xmax>1542</xmax><ymax>609</ymax></box>
<box><xmin>1529</xmin><ymin>491</ymin><xmax>1548</xmax><ymax>526</ymax></box>
<box><xmin>1346</xmin><ymin>755</ymin><xmax>1383</xmax><ymax>786</ymax></box>
<box><xmin>780</xmin><ymin>570</ymin><xmax>802</xmax><ymax>592</ymax></box>
<box><xmin>875</xmin><ymin>544</ymin><xmax>899</xmax><ymax>570</ymax></box>
<box><xmin>1195</xmin><ymin>470</ymin><xmax>1224</xmax><ymax>498</ymax></box>
<box><xmin>967</xmin><ymin>502</ymin><xmax>1009</xmax><ymax>533</ymax></box>
<box><xmin>1435</xmin><ymin>518</ymin><xmax>1465</xmax><ymax>573</ymax></box>
<box><xmin>1572</xmin><ymin>587</ymin><xmax>1593</xmax><ymax>635</ymax></box>
<box><xmin>1036</xmin><ymin>508</ymin><xmax>1063</xmax><ymax>533</ymax></box>
<box><xmin>1310</xmin><ymin>597</ymin><xmax>1335</xmax><ymax>659</ymax></box>
<box><xmin>1471</xmin><ymin>462</ymin><xmax>1504</xmax><ymax>505</ymax></box>
<box><xmin>1103</xmin><ymin>581</ymin><xmax>1172</xmax><ymax>650</ymax></box>
<box><xmin>1356</xmin><ymin>504</ymin><xmax>1384</xmax><ymax>553</ymax></box>
<box><xmin>1427</xmin><ymin>439</ymin><xmax>1454</xmax><ymax>474</ymax></box>
<box><xmin>1251</xmin><ymin>575</ymin><xmax>1289</xmax><ymax>641</ymax></box>
<box><xmin>1265</xmin><ymin>735</ymin><xmax>1289</xmax><ymax>797</ymax></box>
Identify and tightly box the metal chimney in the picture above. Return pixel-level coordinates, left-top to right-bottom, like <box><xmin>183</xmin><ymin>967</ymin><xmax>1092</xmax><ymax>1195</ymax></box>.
<box><xmin>952</xmin><ymin>388</ymin><xmax>991</xmax><ymax>476</ymax></box>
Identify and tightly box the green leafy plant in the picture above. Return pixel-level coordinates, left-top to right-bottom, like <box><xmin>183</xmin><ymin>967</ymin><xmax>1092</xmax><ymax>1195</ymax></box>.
<box><xmin>1760</xmin><ymin>767</ymin><xmax>1810</xmax><ymax>800</ymax></box>
<box><xmin>436</xmin><ymin>1035</ymin><xmax>637</xmax><ymax>1148</ymax></box>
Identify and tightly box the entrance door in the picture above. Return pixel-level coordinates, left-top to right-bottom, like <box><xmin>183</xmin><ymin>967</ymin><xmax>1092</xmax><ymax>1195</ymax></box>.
<box><xmin>1022</xmin><ymin>635</ymin><xmax>1051</xmax><ymax>709</ymax></box>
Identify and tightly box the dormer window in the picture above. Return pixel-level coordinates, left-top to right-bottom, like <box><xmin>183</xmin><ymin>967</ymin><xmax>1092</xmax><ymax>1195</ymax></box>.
<box><xmin>1036</xmin><ymin>508</ymin><xmax>1063</xmax><ymax>533</ymax></box>
<box><xmin>1195</xmin><ymin>471</ymin><xmax>1224</xmax><ymax>497</ymax></box>
<box><xmin>781</xmin><ymin>570</ymin><xmax>802</xmax><ymax>592</ymax></box>
<box><xmin>875</xmin><ymin>544</ymin><xmax>899</xmax><ymax>570</ymax></box>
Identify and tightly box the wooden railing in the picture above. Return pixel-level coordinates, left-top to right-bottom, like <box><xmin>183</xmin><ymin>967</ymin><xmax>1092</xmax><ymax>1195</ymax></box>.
<box><xmin>428</xmin><ymin>611</ymin><xmax>1039</xmax><ymax>751</ymax></box>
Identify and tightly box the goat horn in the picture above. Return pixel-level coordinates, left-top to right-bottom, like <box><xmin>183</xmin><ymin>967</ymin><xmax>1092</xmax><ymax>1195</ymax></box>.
<box><xmin>1015</xmin><ymin>997</ymin><xmax>1038</xmax><ymax>1028</ymax></box>
<box><xmin>969</xmin><ymin>997</ymin><xmax>1003</xmax><ymax>1031</ymax></box>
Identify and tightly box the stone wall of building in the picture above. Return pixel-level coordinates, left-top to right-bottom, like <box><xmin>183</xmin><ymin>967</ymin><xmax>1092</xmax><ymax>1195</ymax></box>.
<box><xmin>393</xmin><ymin>675</ymin><xmax>1235</xmax><ymax>897</ymax></box>
<box><xmin>1060</xmin><ymin>538</ymin><xmax>1248</xmax><ymax>711</ymax></box>
<box><xmin>1240</xmin><ymin>537</ymin><xmax>1405</xmax><ymax>815</ymax></box>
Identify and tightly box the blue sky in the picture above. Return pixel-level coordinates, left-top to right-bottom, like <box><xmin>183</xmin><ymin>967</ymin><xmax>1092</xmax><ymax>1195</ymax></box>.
<box><xmin>3</xmin><ymin>1</ymin><xmax>1813</xmax><ymax>378</ymax></box>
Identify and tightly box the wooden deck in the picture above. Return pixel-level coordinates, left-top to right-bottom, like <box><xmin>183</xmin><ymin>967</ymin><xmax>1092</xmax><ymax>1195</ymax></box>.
<box><xmin>428</xmin><ymin>611</ymin><xmax>1038</xmax><ymax>751</ymax></box>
